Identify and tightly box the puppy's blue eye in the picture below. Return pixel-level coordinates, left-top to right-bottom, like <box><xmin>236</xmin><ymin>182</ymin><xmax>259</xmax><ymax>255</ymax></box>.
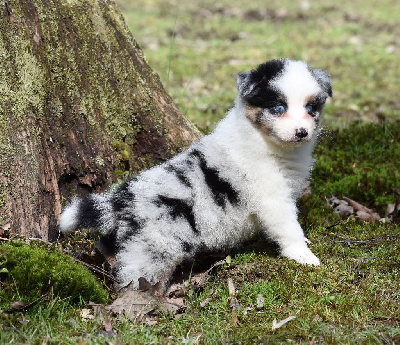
<box><xmin>274</xmin><ymin>104</ymin><xmax>285</xmax><ymax>114</ymax></box>
<box><xmin>306</xmin><ymin>104</ymin><xmax>313</xmax><ymax>113</ymax></box>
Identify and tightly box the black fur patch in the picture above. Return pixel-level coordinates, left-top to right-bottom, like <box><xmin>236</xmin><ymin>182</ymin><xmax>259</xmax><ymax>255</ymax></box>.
<box><xmin>181</xmin><ymin>241</ymin><xmax>193</xmax><ymax>253</ymax></box>
<box><xmin>253</xmin><ymin>59</ymin><xmax>286</xmax><ymax>81</ymax></box>
<box><xmin>165</xmin><ymin>164</ymin><xmax>192</xmax><ymax>188</ymax></box>
<box><xmin>111</xmin><ymin>180</ymin><xmax>142</xmax><ymax>243</ymax></box>
<box><xmin>155</xmin><ymin>195</ymin><xmax>198</xmax><ymax>233</ymax></box>
<box><xmin>111</xmin><ymin>180</ymin><xmax>136</xmax><ymax>213</ymax></box>
<box><xmin>118</xmin><ymin>216</ymin><xmax>142</xmax><ymax>243</ymax></box>
<box><xmin>77</xmin><ymin>196</ymin><xmax>101</xmax><ymax>229</ymax></box>
<box><xmin>237</xmin><ymin>59</ymin><xmax>286</xmax><ymax>108</ymax></box>
<box><xmin>99</xmin><ymin>229</ymin><xmax>118</xmax><ymax>255</ymax></box>
<box><xmin>191</xmin><ymin>149</ymin><xmax>240</xmax><ymax>209</ymax></box>
<box><xmin>256</xmin><ymin>87</ymin><xmax>287</xmax><ymax>113</ymax></box>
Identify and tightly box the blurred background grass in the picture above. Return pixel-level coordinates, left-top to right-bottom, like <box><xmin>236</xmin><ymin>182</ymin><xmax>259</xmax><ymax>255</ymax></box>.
<box><xmin>115</xmin><ymin>0</ymin><xmax>400</xmax><ymax>132</ymax></box>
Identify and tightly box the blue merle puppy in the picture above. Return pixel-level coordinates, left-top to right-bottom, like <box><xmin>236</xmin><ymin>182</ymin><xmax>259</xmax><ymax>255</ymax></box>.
<box><xmin>60</xmin><ymin>58</ymin><xmax>332</xmax><ymax>290</ymax></box>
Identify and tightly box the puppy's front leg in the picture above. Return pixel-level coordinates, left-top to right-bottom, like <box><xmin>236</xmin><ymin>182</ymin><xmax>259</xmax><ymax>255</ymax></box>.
<box><xmin>256</xmin><ymin>199</ymin><xmax>320</xmax><ymax>266</ymax></box>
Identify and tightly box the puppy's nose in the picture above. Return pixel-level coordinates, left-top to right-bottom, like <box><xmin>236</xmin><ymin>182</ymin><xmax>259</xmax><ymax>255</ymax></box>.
<box><xmin>295</xmin><ymin>127</ymin><xmax>308</xmax><ymax>139</ymax></box>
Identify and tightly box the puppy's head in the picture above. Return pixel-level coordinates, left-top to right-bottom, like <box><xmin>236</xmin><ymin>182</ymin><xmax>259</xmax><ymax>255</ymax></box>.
<box><xmin>236</xmin><ymin>59</ymin><xmax>332</xmax><ymax>145</ymax></box>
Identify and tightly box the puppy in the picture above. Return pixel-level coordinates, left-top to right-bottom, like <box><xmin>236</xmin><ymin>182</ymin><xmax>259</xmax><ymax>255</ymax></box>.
<box><xmin>60</xmin><ymin>58</ymin><xmax>332</xmax><ymax>290</ymax></box>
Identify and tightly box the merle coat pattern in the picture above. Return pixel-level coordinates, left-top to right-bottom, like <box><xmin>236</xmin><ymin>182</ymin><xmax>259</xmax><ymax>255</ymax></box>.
<box><xmin>60</xmin><ymin>59</ymin><xmax>332</xmax><ymax>290</ymax></box>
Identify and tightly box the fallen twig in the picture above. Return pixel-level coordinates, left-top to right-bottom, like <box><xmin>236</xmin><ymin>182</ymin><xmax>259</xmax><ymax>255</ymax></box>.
<box><xmin>352</xmin><ymin>256</ymin><xmax>398</xmax><ymax>270</ymax></box>
<box><xmin>333</xmin><ymin>234</ymin><xmax>400</xmax><ymax>247</ymax></box>
<box><xmin>5</xmin><ymin>293</ymin><xmax>49</xmax><ymax>313</ymax></box>
<box><xmin>325</xmin><ymin>221</ymin><xmax>344</xmax><ymax>230</ymax></box>
<box><xmin>272</xmin><ymin>316</ymin><xmax>296</xmax><ymax>330</ymax></box>
<box><xmin>71</xmin><ymin>257</ymin><xmax>117</xmax><ymax>283</ymax></box>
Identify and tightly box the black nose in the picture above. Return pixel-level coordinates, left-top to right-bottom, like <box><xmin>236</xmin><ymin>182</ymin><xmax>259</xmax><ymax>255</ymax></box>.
<box><xmin>295</xmin><ymin>127</ymin><xmax>308</xmax><ymax>139</ymax></box>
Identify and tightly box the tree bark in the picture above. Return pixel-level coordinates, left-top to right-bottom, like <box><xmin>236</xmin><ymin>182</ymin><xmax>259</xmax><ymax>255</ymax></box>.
<box><xmin>0</xmin><ymin>0</ymin><xmax>200</xmax><ymax>240</ymax></box>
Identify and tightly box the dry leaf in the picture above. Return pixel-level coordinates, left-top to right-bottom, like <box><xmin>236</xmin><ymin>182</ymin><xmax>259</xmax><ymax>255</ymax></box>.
<box><xmin>106</xmin><ymin>283</ymin><xmax>186</xmax><ymax>321</ymax></box>
<box><xmin>106</xmin><ymin>289</ymin><xmax>158</xmax><ymax>319</ymax></box>
<box><xmin>229</xmin><ymin>296</ymin><xmax>242</xmax><ymax>311</ymax></box>
<box><xmin>166</xmin><ymin>297</ymin><xmax>185</xmax><ymax>308</ymax></box>
<box><xmin>313</xmin><ymin>314</ymin><xmax>323</xmax><ymax>322</ymax></box>
<box><xmin>167</xmin><ymin>283</ymin><xmax>185</xmax><ymax>298</ymax></box>
<box><xmin>231</xmin><ymin>312</ymin><xmax>240</xmax><ymax>325</ymax></box>
<box><xmin>145</xmin><ymin>316</ymin><xmax>158</xmax><ymax>326</ymax></box>
<box><xmin>80</xmin><ymin>308</ymin><xmax>95</xmax><ymax>321</ymax></box>
<box><xmin>200</xmin><ymin>297</ymin><xmax>211</xmax><ymax>308</ymax></box>
<box><xmin>227</xmin><ymin>278</ymin><xmax>235</xmax><ymax>296</ymax></box>
<box><xmin>272</xmin><ymin>316</ymin><xmax>296</xmax><ymax>330</ymax></box>
<box><xmin>256</xmin><ymin>294</ymin><xmax>265</xmax><ymax>310</ymax></box>
<box><xmin>343</xmin><ymin>196</ymin><xmax>373</xmax><ymax>213</ymax></box>
<box><xmin>227</xmin><ymin>278</ymin><xmax>242</xmax><ymax>311</ymax></box>
<box><xmin>243</xmin><ymin>307</ymin><xmax>253</xmax><ymax>315</ymax></box>
<box><xmin>104</xmin><ymin>258</ymin><xmax>228</xmax><ymax>323</ymax></box>
<box><xmin>161</xmin><ymin>297</ymin><xmax>185</xmax><ymax>314</ymax></box>
<box><xmin>69</xmin><ymin>318</ymin><xmax>77</xmax><ymax>329</ymax></box>
<box><xmin>104</xmin><ymin>314</ymin><xmax>113</xmax><ymax>332</ymax></box>
<box><xmin>6</xmin><ymin>301</ymin><xmax>28</xmax><ymax>313</ymax></box>
<box><xmin>186</xmin><ymin>260</ymin><xmax>226</xmax><ymax>291</ymax></box>
<box><xmin>385</xmin><ymin>204</ymin><xmax>395</xmax><ymax>217</ymax></box>
<box><xmin>327</xmin><ymin>195</ymin><xmax>382</xmax><ymax>221</ymax></box>
<box><xmin>138</xmin><ymin>277</ymin><xmax>162</xmax><ymax>294</ymax></box>
<box><xmin>87</xmin><ymin>301</ymin><xmax>104</xmax><ymax>318</ymax></box>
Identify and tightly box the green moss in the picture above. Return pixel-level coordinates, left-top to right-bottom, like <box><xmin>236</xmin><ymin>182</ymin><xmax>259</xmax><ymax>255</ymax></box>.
<box><xmin>112</xmin><ymin>140</ymin><xmax>131</xmax><ymax>172</ymax></box>
<box><xmin>0</xmin><ymin>241</ymin><xmax>108</xmax><ymax>306</ymax></box>
<box><xmin>298</xmin><ymin>193</ymin><xmax>341</xmax><ymax>230</ymax></box>
<box><xmin>0</xmin><ymin>6</ymin><xmax>44</xmax><ymax>210</ymax></box>
<box><xmin>121</xmin><ymin>148</ymin><xmax>130</xmax><ymax>160</ymax></box>
<box><xmin>312</xmin><ymin>121</ymin><xmax>400</xmax><ymax>212</ymax></box>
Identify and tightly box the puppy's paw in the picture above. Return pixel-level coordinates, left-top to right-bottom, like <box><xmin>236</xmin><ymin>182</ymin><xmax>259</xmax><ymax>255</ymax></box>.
<box><xmin>281</xmin><ymin>245</ymin><xmax>320</xmax><ymax>266</ymax></box>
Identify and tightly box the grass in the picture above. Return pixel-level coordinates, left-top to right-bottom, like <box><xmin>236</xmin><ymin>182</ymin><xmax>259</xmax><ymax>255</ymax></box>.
<box><xmin>116</xmin><ymin>0</ymin><xmax>400</xmax><ymax>132</ymax></box>
<box><xmin>313</xmin><ymin>121</ymin><xmax>400</xmax><ymax>212</ymax></box>
<box><xmin>1</xmin><ymin>0</ymin><xmax>400</xmax><ymax>343</ymax></box>
<box><xmin>2</xmin><ymin>217</ymin><xmax>399</xmax><ymax>343</ymax></box>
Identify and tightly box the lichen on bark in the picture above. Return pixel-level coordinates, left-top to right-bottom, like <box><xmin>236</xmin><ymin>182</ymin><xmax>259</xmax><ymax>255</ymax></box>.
<box><xmin>0</xmin><ymin>0</ymin><xmax>199</xmax><ymax>240</ymax></box>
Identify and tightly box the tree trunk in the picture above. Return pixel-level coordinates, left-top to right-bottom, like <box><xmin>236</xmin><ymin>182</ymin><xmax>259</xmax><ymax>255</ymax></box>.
<box><xmin>0</xmin><ymin>0</ymin><xmax>200</xmax><ymax>240</ymax></box>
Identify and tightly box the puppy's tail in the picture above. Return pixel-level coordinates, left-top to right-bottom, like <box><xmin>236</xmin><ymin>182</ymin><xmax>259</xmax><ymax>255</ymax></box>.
<box><xmin>59</xmin><ymin>193</ymin><xmax>114</xmax><ymax>235</ymax></box>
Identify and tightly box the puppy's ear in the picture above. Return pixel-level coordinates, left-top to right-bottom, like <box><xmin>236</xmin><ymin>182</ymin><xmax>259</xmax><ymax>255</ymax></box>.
<box><xmin>312</xmin><ymin>68</ymin><xmax>332</xmax><ymax>97</ymax></box>
<box><xmin>236</xmin><ymin>59</ymin><xmax>286</xmax><ymax>101</ymax></box>
<box><xmin>236</xmin><ymin>71</ymin><xmax>269</xmax><ymax>104</ymax></box>
<box><xmin>236</xmin><ymin>71</ymin><xmax>258</xmax><ymax>98</ymax></box>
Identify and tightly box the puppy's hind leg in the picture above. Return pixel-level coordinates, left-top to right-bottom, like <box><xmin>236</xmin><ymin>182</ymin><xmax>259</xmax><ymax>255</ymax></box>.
<box><xmin>115</xmin><ymin>231</ymin><xmax>193</xmax><ymax>292</ymax></box>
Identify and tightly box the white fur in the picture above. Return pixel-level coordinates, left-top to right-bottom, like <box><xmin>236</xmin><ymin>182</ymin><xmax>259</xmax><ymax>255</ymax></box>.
<box><xmin>202</xmin><ymin>104</ymin><xmax>320</xmax><ymax>264</ymax></box>
<box><xmin>270</xmin><ymin>61</ymin><xmax>321</xmax><ymax>143</ymax></box>
<box><xmin>59</xmin><ymin>199</ymin><xmax>79</xmax><ymax>232</ymax></box>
